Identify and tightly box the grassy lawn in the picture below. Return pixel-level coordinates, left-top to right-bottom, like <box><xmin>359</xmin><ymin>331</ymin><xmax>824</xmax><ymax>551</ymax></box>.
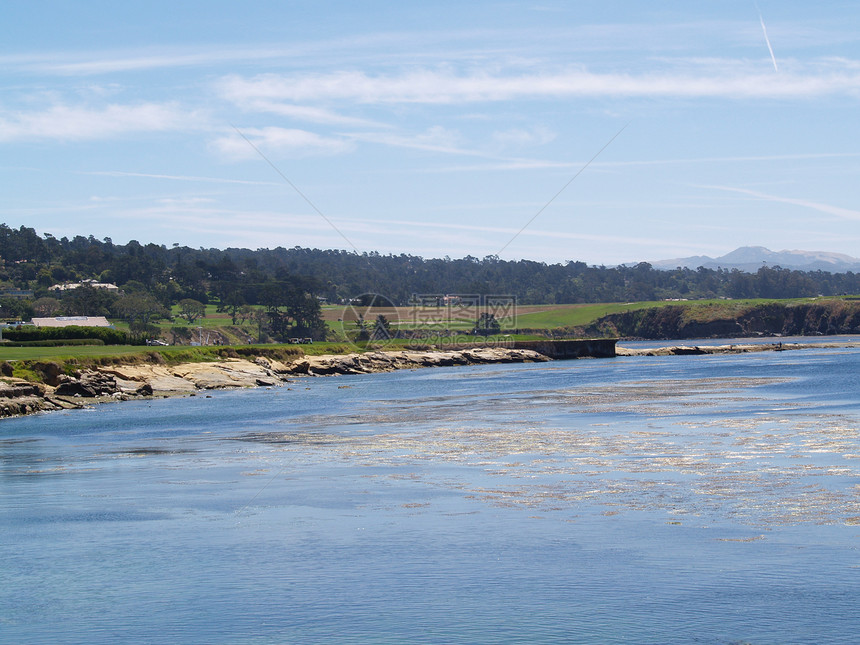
<box><xmin>0</xmin><ymin>341</ymin><xmax>386</xmax><ymax>364</ymax></box>
<box><xmin>171</xmin><ymin>304</ymin><xmax>250</xmax><ymax>328</ymax></box>
<box><xmin>514</xmin><ymin>302</ymin><xmax>666</xmax><ymax>328</ymax></box>
<box><xmin>1</xmin><ymin>335</ymin><xmax>551</xmax><ymax>364</ymax></box>
<box><xmin>0</xmin><ymin>345</ymin><xmax>152</xmax><ymax>361</ymax></box>
<box><xmin>514</xmin><ymin>297</ymin><xmax>822</xmax><ymax>328</ymax></box>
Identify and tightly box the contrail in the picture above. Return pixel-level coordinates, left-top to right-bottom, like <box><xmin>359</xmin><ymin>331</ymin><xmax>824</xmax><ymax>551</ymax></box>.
<box><xmin>756</xmin><ymin>3</ymin><xmax>779</xmax><ymax>72</ymax></box>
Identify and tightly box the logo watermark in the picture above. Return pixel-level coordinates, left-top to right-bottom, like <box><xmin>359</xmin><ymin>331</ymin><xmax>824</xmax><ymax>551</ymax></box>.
<box><xmin>338</xmin><ymin>293</ymin><xmax>517</xmax><ymax>350</ymax></box>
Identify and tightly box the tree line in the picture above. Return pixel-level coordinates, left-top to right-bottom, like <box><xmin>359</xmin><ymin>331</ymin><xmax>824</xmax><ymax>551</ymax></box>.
<box><xmin>2</xmin><ymin>223</ymin><xmax>860</xmax><ymax>334</ymax></box>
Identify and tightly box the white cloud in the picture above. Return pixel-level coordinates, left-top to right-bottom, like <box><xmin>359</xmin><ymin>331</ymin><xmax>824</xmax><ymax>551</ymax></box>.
<box><xmin>18</xmin><ymin>47</ymin><xmax>291</xmax><ymax>76</ymax></box>
<box><xmin>422</xmin><ymin>151</ymin><xmax>860</xmax><ymax>174</ymax></box>
<box><xmin>212</xmin><ymin>126</ymin><xmax>354</xmax><ymax>159</ymax></box>
<box><xmin>156</xmin><ymin>197</ymin><xmax>217</xmax><ymax>206</ymax></box>
<box><xmin>229</xmin><ymin>100</ymin><xmax>387</xmax><ymax>128</ymax></box>
<box><xmin>0</xmin><ymin>102</ymin><xmax>194</xmax><ymax>142</ymax></box>
<box><xmin>492</xmin><ymin>126</ymin><xmax>556</xmax><ymax>147</ymax></box>
<box><xmin>217</xmin><ymin>62</ymin><xmax>860</xmax><ymax>105</ymax></box>
<box><xmin>216</xmin><ymin>77</ymin><xmax>389</xmax><ymax>128</ymax></box>
<box><xmin>346</xmin><ymin>126</ymin><xmax>472</xmax><ymax>156</ymax></box>
<box><xmin>83</xmin><ymin>170</ymin><xmax>280</xmax><ymax>186</ymax></box>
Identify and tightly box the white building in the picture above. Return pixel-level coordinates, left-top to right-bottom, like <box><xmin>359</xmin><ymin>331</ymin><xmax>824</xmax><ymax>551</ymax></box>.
<box><xmin>31</xmin><ymin>316</ymin><xmax>113</xmax><ymax>328</ymax></box>
<box><xmin>49</xmin><ymin>280</ymin><xmax>119</xmax><ymax>292</ymax></box>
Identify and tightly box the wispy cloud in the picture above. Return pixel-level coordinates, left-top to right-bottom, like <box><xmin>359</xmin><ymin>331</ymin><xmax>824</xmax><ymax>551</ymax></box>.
<box><xmin>219</xmin><ymin>63</ymin><xmax>860</xmax><ymax>105</ymax></box>
<box><xmin>701</xmin><ymin>184</ymin><xmax>860</xmax><ymax>221</ymax></box>
<box><xmin>341</xmin><ymin>215</ymin><xmax>672</xmax><ymax>250</ymax></box>
<box><xmin>0</xmin><ymin>26</ymin><xmax>714</xmax><ymax>76</ymax></box>
<box><xmin>11</xmin><ymin>47</ymin><xmax>298</xmax><ymax>76</ymax></box>
<box><xmin>82</xmin><ymin>170</ymin><xmax>281</xmax><ymax>186</ymax></box>
<box><xmin>342</xmin><ymin>126</ymin><xmax>569</xmax><ymax>165</ymax></box>
<box><xmin>344</xmin><ymin>126</ymin><xmax>483</xmax><ymax>156</ymax></box>
<box><xmin>212</xmin><ymin>126</ymin><xmax>354</xmax><ymax>159</ymax></box>
<box><xmin>0</xmin><ymin>102</ymin><xmax>194</xmax><ymax>142</ymax></box>
<box><xmin>217</xmin><ymin>71</ymin><xmax>386</xmax><ymax>128</ymax></box>
<box><xmin>492</xmin><ymin>126</ymin><xmax>556</xmax><ymax>147</ymax></box>
<box><xmin>426</xmin><ymin>151</ymin><xmax>860</xmax><ymax>173</ymax></box>
<box><xmin>244</xmin><ymin>102</ymin><xmax>385</xmax><ymax>128</ymax></box>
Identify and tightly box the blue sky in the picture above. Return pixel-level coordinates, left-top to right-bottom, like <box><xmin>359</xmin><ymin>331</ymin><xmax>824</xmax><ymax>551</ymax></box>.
<box><xmin>2</xmin><ymin>1</ymin><xmax>859</xmax><ymax>265</ymax></box>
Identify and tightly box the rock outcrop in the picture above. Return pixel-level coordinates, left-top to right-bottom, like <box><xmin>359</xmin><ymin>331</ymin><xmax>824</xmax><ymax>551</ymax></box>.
<box><xmin>0</xmin><ymin>347</ymin><xmax>550</xmax><ymax>417</ymax></box>
<box><xmin>614</xmin><ymin>341</ymin><xmax>851</xmax><ymax>357</ymax></box>
<box><xmin>290</xmin><ymin>348</ymin><xmax>548</xmax><ymax>376</ymax></box>
<box><xmin>588</xmin><ymin>300</ymin><xmax>860</xmax><ymax>340</ymax></box>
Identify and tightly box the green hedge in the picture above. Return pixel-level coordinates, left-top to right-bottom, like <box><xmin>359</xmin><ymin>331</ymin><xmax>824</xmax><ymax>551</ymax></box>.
<box><xmin>4</xmin><ymin>339</ymin><xmax>106</xmax><ymax>347</ymax></box>
<box><xmin>3</xmin><ymin>325</ymin><xmax>129</xmax><ymax>345</ymax></box>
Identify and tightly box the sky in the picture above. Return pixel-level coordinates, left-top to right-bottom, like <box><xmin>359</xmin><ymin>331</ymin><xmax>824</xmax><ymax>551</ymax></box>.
<box><xmin>2</xmin><ymin>1</ymin><xmax>860</xmax><ymax>266</ymax></box>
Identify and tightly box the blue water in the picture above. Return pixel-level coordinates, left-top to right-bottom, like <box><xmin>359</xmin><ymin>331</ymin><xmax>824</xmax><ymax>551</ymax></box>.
<box><xmin>2</xmin><ymin>347</ymin><xmax>860</xmax><ymax>644</ymax></box>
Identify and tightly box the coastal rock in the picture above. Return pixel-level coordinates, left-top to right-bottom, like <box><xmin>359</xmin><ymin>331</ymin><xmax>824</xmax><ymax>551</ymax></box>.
<box><xmin>81</xmin><ymin>371</ymin><xmax>119</xmax><ymax>395</ymax></box>
<box><xmin>0</xmin><ymin>379</ymin><xmax>62</xmax><ymax>417</ymax></box>
<box><xmin>55</xmin><ymin>381</ymin><xmax>98</xmax><ymax>397</ymax></box>
<box><xmin>614</xmin><ymin>342</ymin><xmax>826</xmax><ymax>357</ymax></box>
<box><xmin>287</xmin><ymin>347</ymin><xmax>549</xmax><ymax>376</ymax></box>
<box><xmin>97</xmin><ymin>359</ymin><xmax>289</xmax><ymax>393</ymax></box>
<box><xmin>114</xmin><ymin>376</ymin><xmax>145</xmax><ymax>394</ymax></box>
<box><xmin>170</xmin><ymin>360</ymin><xmax>276</xmax><ymax>389</ymax></box>
<box><xmin>0</xmin><ymin>380</ymin><xmax>46</xmax><ymax>399</ymax></box>
<box><xmin>31</xmin><ymin>361</ymin><xmax>65</xmax><ymax>387</ymax></box>
<box><xmin>99</xmin><ymin>365</ymin><xmax>198</xmax><ymax>393</ymax></box>
<box><xmin>266</xmin><ymin>359</ymin><xmax>293</xmax><ymax>374</ymax></box>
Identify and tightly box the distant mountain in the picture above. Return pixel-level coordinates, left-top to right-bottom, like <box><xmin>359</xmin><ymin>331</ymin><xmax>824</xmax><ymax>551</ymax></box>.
<box><xmin>648</xmin><ymin>246</ymin><xmax>860</xmax><ymax>273</ymax></box>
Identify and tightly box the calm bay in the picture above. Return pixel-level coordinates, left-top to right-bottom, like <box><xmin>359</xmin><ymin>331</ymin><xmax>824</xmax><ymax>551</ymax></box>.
<box><xmin>2</xmin><ymin>343</ymin><xmax>860</xmax><ymax>643</ymax></box>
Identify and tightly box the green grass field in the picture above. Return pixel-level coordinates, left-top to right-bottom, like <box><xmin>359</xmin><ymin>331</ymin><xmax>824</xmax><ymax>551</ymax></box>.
<box><xmin>513</xmin><ymin>302</ymin><xmax>665</xmax><ymax>328</ymax></box>
<box><xmin>511</xmin><ymin>298</ymin><xmax>816</xmax><ymax>329</ymax></box>
<box><xmin>169</xmin><ymin>304</ymin><xmax>250</xmax><ymax>328</ymax></box>
<box><xmin>0</xmin><ymin>345</ymin><xmax>150</xmax><ymax>361</ymax></box>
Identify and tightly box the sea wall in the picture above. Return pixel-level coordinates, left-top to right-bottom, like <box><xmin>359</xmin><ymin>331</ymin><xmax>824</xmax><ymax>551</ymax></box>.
<box><xmin>513</xmin><ymin>338</ymin><xmax>617</xmax><ymax>358</ymax></box>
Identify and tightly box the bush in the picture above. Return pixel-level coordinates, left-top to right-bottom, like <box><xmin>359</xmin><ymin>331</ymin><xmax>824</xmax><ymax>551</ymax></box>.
<box><xmin>4</xmin><ymin>339</ymin><xmax>106</xmax><ymax>347</ymax></box>
<box><xmin>3</xmin><ymin>325</ymin><xmax>130</xmax><ymax>345</ymax></box>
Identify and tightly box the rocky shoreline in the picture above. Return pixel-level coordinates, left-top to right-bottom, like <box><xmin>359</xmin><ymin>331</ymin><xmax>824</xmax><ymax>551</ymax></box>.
<box><xmin>0</xmin><ymin>347</ymin><xmax>550</xmax><ymax>418</ymax></box>
<box><xmin>615</xmin><ymin>340</ymin><xmax>857</xmax><ymax>356</ymax></box>
<box><xmin>2</xmin><ymin>341</ymin><xmax>856</xmax><ymax>419</ymax></box>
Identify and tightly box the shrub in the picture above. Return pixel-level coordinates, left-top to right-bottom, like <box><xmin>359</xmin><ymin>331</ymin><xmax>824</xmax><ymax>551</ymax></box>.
<box><xmin>3</xmin><ymin>325</ymin><xmax>130</xmax><ymax>345</ymax></box>
<box><xmin>4</xmin><ymin>339</ymin><xmax>105</xmax><ymax>347</ymax></box>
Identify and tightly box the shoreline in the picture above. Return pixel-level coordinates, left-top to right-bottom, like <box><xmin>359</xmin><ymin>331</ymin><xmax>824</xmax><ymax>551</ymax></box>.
<box><xmin>615</xmin><ymin>340</ymin><xmax>859</xmax><ymax>356</ymax></box>
<box><xmin>0</xmin><ymin>346</ymin><xmax>551</xmax><ymax>419</ymax></box>
<box><xmin>2</xmin><ymin>340</ymin><xmax>857</xmax><ymax>419</ymax></box>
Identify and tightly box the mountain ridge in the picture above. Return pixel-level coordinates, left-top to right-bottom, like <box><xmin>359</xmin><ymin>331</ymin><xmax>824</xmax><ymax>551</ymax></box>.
<box><xmin>647</xmin><ymin>246</ymin><xmax>860</xmax><ymax>272</ymax></box>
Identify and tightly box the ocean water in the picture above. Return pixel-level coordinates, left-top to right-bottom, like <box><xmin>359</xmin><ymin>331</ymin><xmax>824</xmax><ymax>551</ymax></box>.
<box><xmin>2</xmin><ymin>345</ymin><xmax>860</xmax><ymax>644</ymax></box>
